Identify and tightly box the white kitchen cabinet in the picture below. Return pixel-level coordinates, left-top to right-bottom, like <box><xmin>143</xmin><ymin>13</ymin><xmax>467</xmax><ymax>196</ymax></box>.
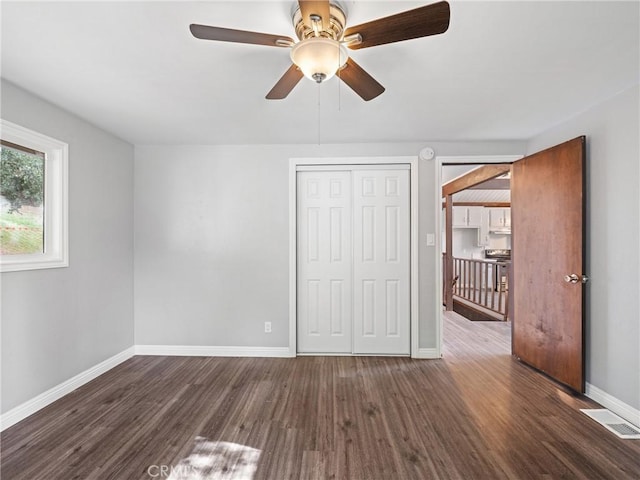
<box><xmin>452</xmin><ymin>207</ymin><xmax>467</xmax><ymax>227</ymax></box>
<box><xmin>453</xmin><ymin>206</ymin><xmax>483</xmax><ymax>228</ymax></box>
<box><xmin>477</xmin><ymin>209</ymin><xmax>489</xmax><ymax>246</ymax></box>
<box><xmin>467</xmin><ymin>207</ymin><xmax>483</xmax><ymax>227</ymax></box>
<box><xmin>488</xmin><ymin>208</ymin><xmax>511</xmax><ymax>229</ymax></box>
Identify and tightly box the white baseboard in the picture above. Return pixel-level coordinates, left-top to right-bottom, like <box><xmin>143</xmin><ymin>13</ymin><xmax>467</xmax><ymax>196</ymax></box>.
<box><xmin>1</xmin><ymin>344</ymin><xmax>293</xmax><ymax>432</ymax></box>
<box><xmin>413</xmin><ymin>348</ymin><xmax>441</xmax><ymax>359</ymax></box>
<box><xmin>586</xmin><ymin>382</ymin><xmax>640</xmax><ymax>427</ymax></box>
<box><xmin>0</xmin><ymin>346</ymin><xmax>135</xmax><ymax>432</ymax></box>
<box><xmin>134</xmin><ymin>345</ymin><xmax>294</xmax><ymax>358</ymax></box>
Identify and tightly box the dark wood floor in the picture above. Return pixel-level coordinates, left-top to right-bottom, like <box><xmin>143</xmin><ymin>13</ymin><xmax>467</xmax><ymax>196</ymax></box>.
<box><xmin>2</xmin><ymin>313</ymin><xmax>639</xmax><ymax>479</ymax></box>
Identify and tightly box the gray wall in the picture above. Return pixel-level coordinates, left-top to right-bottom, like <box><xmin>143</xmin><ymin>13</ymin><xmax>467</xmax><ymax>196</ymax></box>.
<box><xmin>5</xmin><ymin>78</ymin><xmax>636</xmax><ymax>418</ymax></box>
<box><xmin>1</xmin><ymin>80</ymin><xmax>135</xmax><ymax>413</ymax></box>
<box><xmin>527</xmin><ymin>85</ymin><xmax>640</xmax><ymax>410</ymax></box>
<box><xmin>134</xmin><ymin>141</ymin><xmax>525</xmax><ymax>349</ymax></box>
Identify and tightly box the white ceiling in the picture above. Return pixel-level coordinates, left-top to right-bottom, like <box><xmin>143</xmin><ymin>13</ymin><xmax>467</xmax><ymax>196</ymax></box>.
<box><xmin>452</xmin><ymin>189</ymin><xmax>510</xmax><ymax>203</ymax></box>
<box><xmin>444</xmin><ymin>165</ymin><xmax>510</xmax><ymax>202</ymax></box>
<box><xmin>1</xmin><ymin>1</ymin><xmax>638</xmax><ymax>145</ymax></box>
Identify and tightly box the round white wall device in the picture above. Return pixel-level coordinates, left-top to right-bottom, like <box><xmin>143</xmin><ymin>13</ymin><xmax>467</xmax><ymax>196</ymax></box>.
<box><xmin>419</xmin><ymin>147</ymin><xmax>435</xmax><ymax>161</ymax></box>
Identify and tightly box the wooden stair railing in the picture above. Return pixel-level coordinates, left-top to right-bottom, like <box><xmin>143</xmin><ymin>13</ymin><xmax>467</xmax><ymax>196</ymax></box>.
<box><xmin>450</xmin><ymin>257</ymin><xmax>509</xmax><ymax>321</ymax></box>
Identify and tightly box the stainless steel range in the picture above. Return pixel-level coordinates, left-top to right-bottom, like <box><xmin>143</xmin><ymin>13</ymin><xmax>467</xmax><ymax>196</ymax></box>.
<box><xmin>484</xmin><ymin>249</ymin><xmax>511</xmax><ymax>261</ymax></box>
<box><xmin>485</xmin><ymin>249</ymin><xmax>511</xmax><ymax>291</ymax></box>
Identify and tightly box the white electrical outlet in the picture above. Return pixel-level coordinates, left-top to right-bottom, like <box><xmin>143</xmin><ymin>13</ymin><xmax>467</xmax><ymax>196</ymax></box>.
<box><xmin>264</xmin><ymin>322</ymin><xmax>272</xmax><ymax>333</ymax></box>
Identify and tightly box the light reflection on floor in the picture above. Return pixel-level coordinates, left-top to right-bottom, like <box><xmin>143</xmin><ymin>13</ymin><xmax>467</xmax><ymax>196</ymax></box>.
<box><xmin>167</xmin><ymin>437</ymin><xmax>260</xmax><ymax>480</ymax></box>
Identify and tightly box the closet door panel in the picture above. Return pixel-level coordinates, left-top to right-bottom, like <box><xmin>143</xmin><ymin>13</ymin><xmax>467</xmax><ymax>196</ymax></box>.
<box><xmin>297</xmin><ymin>171</ymin><xmax>352</xmax><ymax>353</ymax></box>
<box><xmin>352</xmin><ymin>170</ymin><xmax>410</xmax><ymax>354</ymax></box>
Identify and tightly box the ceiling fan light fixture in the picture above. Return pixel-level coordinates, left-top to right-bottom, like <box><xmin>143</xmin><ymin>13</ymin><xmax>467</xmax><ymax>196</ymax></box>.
<box><xmin>290</xmin><ymin>37</ymin><xmax>348</xmax><ymax>83</ymax></box>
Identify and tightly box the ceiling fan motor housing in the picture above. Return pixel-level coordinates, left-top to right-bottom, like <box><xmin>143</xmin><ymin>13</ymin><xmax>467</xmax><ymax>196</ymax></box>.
<box><xmin>293</xmin><ymin>3</ymin><xmax>347</xmax><ymax>41</ymax></box>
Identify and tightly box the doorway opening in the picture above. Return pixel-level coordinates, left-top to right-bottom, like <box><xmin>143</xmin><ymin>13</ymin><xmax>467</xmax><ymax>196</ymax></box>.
<box><xmin>443</xmin><ymin>164</ymin><xmax>511</xmax><ymax>322</ymax></box>
<box><xmin>436</xmin><ymin>155</ymin><xmax>521</xmax><ymax>355</ymax></box>
<box><xmin>437</xmin><ymin>139</ymin><xmax>586</xmax><ymax>393</ymax></box>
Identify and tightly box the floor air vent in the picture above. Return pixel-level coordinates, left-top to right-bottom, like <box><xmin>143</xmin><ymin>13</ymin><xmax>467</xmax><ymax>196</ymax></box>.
<box><xmin>580</xmin><ymin>409</ymin><xmax>640</xmax><ymax>439</ymax></box>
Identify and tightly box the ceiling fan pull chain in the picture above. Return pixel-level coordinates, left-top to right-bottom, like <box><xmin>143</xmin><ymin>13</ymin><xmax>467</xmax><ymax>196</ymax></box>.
<box><xmin>317</xmin><ymin>83</ymin><xmax>321</xmax><ymax>145</ymax></box>
<box><xmin>337</xmin><ymin>62</ymin><xmax>342</xmax><ymax>112</ymax></box>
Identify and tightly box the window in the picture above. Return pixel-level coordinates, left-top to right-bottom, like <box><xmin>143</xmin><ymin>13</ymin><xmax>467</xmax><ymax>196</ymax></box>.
<box><xmin>0</xmin><ymin>119</ymin><xmax>68</xmax><ymax>272</ymax></box>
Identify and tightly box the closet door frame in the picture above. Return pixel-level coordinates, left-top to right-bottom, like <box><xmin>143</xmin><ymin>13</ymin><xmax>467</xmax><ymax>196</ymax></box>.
<box><xmin>288</xmin><ymin>156</ymin><xmax>420</xmax><ymax>357</ymax></box>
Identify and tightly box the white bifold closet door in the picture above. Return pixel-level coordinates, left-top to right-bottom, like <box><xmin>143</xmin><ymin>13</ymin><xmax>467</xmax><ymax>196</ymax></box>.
<box><xmin>297</xmin><ymin>168</ymin><xmax>410</xmax><ymax>355</ymax></box>
<box><xmin>297</xmin><ymin>171</ymin><xmax>353</xmax><ymax>353</ymax></box>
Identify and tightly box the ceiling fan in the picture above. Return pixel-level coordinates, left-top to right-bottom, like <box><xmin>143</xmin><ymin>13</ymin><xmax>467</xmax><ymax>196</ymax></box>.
<box><xmin>189</xmin><ymin>1</ymin><xmax>450</xmax><ymax>101</ymax></box>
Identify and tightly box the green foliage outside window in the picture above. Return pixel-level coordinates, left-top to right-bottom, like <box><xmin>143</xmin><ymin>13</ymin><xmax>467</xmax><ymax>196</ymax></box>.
<box><xmin>0</xmin><ymin>145</ymin><xmax>45</xmax><ymax>254</ymax></box>
<box><xmin>1</xmin><ymin>146</ymin><xmax>44</xmax><ymax>213</ymax></box>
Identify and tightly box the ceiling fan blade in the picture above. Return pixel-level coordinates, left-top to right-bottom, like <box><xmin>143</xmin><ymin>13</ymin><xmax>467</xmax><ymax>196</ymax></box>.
<box><xmin>266</xmin><ymin>64</ymin><xmax>304</xmax><ymax>99</ymax></box>
<box><xmin>338</xmin><ymin>58</ymin><xmax>385</xmax><ymax>101</ymax></box>
<box><xmin>298</xmin><ymin>0</ymin><xmax>331</xmax><ymax>32</ymax></box>
<box><xmin>343</xmin><ymin>1</ymin><xmax>450</xmax><ymax>50</ymax></box>
<box><xmin>190</xmin><ymin>24</ymin><xmax>294</xmax><ymax>47</ymax></box>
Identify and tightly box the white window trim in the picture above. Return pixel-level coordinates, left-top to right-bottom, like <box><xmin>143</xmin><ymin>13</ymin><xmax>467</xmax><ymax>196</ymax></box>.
<box><xmin>1</xmin><ymin>119</ymin><xmax>68</xmax><ymax>272</ymax></box>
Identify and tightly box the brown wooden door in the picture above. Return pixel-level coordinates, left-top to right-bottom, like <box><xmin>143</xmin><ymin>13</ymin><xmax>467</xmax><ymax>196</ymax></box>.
<box><xmin>511</xmin><ymin>136</ymin><xmax>586</xmax><ymax>392</ymax></box>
